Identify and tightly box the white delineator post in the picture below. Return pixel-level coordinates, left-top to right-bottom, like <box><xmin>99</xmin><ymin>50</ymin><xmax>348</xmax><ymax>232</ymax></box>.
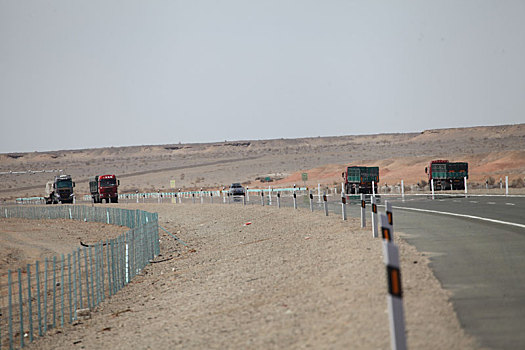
<box><xmin>277</xmin><ymin>192</ymin><xmax>281</xmax><ymax>208</ymax></box>
<box><xmin>360</xmin><ymin>193</ymin><xmax>366</xmax><ymax>228</ymax></box>
<box><xmin>371</xmin><ymin>196</ymin><xmax>378</xmax><ymax>238</ymax></box>
<box><xmin>431</xmin><ymin>179</ymin><xmax>435</xmax><ymax>200</ymax></box>
<box><xmin>341</xmin><ymin>182</ymin><xmax>345</xmax><ymax>195</ymax></box>
<box><xmin>401</xmin><ymin>180</ymin><xmax>405</xmax><ymax>202</ymax></box>
<box><xmin>380</xmin><ymin>206</ymin><xmax>406</xmax><ymax>350</ymax></box>
<box><xmin>293</xmin><ymin>191</ymin><xmax>297</xmax><ymax>209</ymax></box>
<box><xmin>318</xmin><ymin>183</ymin><xmax>322</xmax><ymax>203</ymax></box>
<box><xmin>464</xmin><ymin>177</ymin><xmax>468</xmax><ymax>198</ymax></box>
<box><xmin>269</xmin><ymin>186</ymin><xmax>272</xmax><ymax>205</ymax></box>
<box><xmin>261</xmin><ymin>191</ymin><xmax>265</xmax><ymax>206</ymax></box>
<box><xmin>323</xmin><ymin>192</ymin><xmax>328</xmax><ymax>216</ymax></box>
<box><xmin>505</xmin><ymin>176</ymin><xmax>509</xmax><ymax>196</ymax></box>
<box><xmin>309</xmin><ymin>190</ymin><xmax>314</xmax><ymax>212</ymax></box>
<box><xmin>372</xmin><ymin>181</ymin><xmax>376</xmax><ymax>197</ymax></box>
<box><xmin>341</xmin><ymin>195</ymin><xmax>347</xmax><ymax>221</ymax></box>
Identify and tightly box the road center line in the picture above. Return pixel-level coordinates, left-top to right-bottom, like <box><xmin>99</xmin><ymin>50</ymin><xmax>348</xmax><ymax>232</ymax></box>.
<box><xmin>391</xmin><ymin>206</ymin><xmax>525</xmax><ymax>229</ymax></box>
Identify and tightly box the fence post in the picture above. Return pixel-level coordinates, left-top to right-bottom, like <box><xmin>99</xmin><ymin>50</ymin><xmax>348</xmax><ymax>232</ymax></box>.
<box><xmin>8</xmin><ymin>270</ymin><xmax>13</xmax><ymax>349</ymax></box>
<box><xmin>323</xmin><ymin>192</ymin><xmax>328</xmax><ymax>216</ymax></box>
<box><xmin>36</xmin><ymin>260</ymin><xmax>43</xmax><ymax>337</ymax></box>
<box><xmin>68</xmin><ymin>253</ymin><xmax>72</xmax><ymax>323</ymax></box>
<box><xmin>371</xmin><ymin>196</ymin><xmax>378</xmax><ymax>238</ymax></box>
<box><xmin>18</xmin><ymin>268</ymin><xmax>24</xmax><ymax>348</ymax></box>
<box><xmin>360</xmin><ymin>194</ymin><xmax>366</xmax><ymax>228</ymax></box>
<box><xmin>27</xmin><ymin>264</ymin><xmax>34</xmax><ymax>343</ymax></box>
<box><xmin>341</xmin><ymin>195</ymin><xmax>347</xmax><ymax>221</ymax></box>
<box><xmin>52</xmin><ymin>256</ymin><xmax>57</xmax><ymax>329</ymax></box>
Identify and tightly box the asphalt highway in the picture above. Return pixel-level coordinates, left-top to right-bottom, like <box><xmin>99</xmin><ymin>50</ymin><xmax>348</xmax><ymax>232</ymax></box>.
<box><xmin>384</xmin><ymin>195</ymin><xmax>525</xmax><ymax>350</ymax></box>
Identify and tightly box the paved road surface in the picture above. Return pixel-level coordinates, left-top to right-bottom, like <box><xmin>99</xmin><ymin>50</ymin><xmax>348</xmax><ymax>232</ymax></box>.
<box><xmin>385</xmin><ymin>195</ymin><xmax>525</xmax><ymax>350</ymax></box>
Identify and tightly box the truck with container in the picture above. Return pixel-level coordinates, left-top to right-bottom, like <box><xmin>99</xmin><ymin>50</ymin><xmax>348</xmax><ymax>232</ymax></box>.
<box><xmin>425</xmin><ymin>160</ymin><xmax>468</xmax><ymax>190</ymax></box>
<box><xmin>89</xmin><ymin>174</ymin><xmax>120</xmax><ymax>203</ymax></box>
<box><xmin>44</xmin><ymin>174</ymin><xmax>75</xmax><ymax>204</ymax></box>
<box><xmin>342</xmin><ymin>166</ymin><xmax>379</xmax><ymax>194</ymax></box>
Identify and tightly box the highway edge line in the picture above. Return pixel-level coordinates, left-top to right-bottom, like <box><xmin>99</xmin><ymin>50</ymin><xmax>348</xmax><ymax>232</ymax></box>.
<box><xmin>388</xmin><ymin>205</ymin><xmax>525</xmax><ymax>229</ymax></box>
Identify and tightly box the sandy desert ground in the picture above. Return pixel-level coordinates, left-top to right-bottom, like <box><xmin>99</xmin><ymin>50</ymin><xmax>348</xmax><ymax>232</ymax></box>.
<box><xmin>1</xmin><ymin>124</ymin><xmax>524</xmax><ymax>200</ymax></box>
<box><xmin>2</xmin><ymin>203</ymin><xmax>478</xmax><ymax>350</ymax></box>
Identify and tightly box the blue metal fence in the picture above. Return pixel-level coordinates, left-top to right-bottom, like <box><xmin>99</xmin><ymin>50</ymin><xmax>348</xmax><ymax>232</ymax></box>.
<box><xmin>0</xmin><ymin>205</ymin><xmax>159</xmax><ymax>349</ymax></box>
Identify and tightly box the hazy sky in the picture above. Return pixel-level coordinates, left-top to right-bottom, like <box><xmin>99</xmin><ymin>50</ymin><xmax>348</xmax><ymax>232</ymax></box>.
<box><xmin>1</xmin><ymin>0</ymin><xmax>524</xmax><ymax>153</ymax></box>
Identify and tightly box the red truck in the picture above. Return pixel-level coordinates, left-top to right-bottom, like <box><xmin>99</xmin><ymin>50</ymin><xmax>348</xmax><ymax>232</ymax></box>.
<box><xmin>89</xmin><ymin>174</ymin><xmax>120</xmax><ymax>203</ymax></box>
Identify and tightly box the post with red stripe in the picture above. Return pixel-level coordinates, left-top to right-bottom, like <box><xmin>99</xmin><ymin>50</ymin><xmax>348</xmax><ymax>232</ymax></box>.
<box><xmin>371</xmin><ymin>196</ymin><xmax>378</xmax><ymax>238</ymax></box>
<box><xmin>360</xmin><ymin>193</ymin><xmax>366</xmax><ymax>228</ymax></box>
<box><xmin>309</xmin><ymin>190</ymin><xmax>314</xmax><ymax>212</ymax></box>
<box><xmin>341</xmin><ymin>195</ymin><xmax>347</xmax><ymax>221</ymax></box>
<box><xmin>380</xmin><ymin>207</ymin><xmax>407</xmax><ymax>350</ymax></box>
<box><xmin>323</xmin><ymin>192</ymin><xmax>328</xmax><ymax>216</ymax></box>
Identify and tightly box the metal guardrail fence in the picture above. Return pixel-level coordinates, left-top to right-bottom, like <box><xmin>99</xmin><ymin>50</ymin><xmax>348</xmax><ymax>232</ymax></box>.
<box><xmin>0</xmin><ymin>206</ymin><xmax>159</xmax><ymax>349</ymax></box>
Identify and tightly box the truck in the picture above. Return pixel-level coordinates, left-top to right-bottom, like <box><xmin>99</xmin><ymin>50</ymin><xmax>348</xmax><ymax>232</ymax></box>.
<box><xmin>425</xmin><ymin>160</ymin><xmax>468</xmax><ymax>190</ymax></box>
<box><xmin>89</xmin><ymin>174</ymin><xmax>120</xmax><ymax>203</ymax></box>
<box><xmin>44</xmin><ymin>174</ymin><xmax>75</xmax><ymax>204</ymax></box>
<box><xmin>342</xmin><ymin>166</ymin><xmax>379</xmax><ymax>194</ymax></box>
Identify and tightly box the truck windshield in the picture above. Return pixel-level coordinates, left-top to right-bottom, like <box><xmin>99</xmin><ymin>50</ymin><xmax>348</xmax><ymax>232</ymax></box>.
<box><xmin>100</xmin><ymin>178</ymin><xmax>117</xmax><ymax>187</ymax></box>
<box><xmin>56</xmin><ymin>180</ymin><xmax>72</xmax><ymax>188</ymax></box>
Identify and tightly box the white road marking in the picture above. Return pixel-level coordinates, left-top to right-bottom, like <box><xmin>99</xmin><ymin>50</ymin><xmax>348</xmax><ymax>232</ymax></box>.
<box><xmin>469</xmin><ymin>201</ymin><xmax>478</xmax><ymax>203</ymax></box>
<box><xmin>392</xmin><ymin>206</ymin><xmax>525</xmax><ymax>229</ymax></box>
<box><xmin>505</xmin><ymin>203</ymin><xmax>516</xmax><ymax>206</ymax></box>
<box><xmin>487</xmin><ymin>202</ymin><xmax>496</xmax><ymax>205</ymax></box>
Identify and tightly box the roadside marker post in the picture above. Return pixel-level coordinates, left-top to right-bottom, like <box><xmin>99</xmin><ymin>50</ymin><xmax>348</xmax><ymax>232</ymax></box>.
<box><xmin>243</xmin><ymin>194</ymin><xmax>246</xmax><ymax>206</ymax></box>
<box><xmin>318</xmin><ymin>183</ymin><xmax>322</xmax><ymax>203</ymax></box>
<box><xmin>341</xmin><ymin>195</ymin><xmax>347</xmax><ymax>221</ymax></box>
<box><xmin>210</xmin><ymin>192</ymin><xmax>213</xmax><ymax>204</ymax></box>
<box><xmin>505</xmin><ymin>176</ymin><xmax>509</xmax><ymax>196</ymax></box>
<box><xmin>277</xmin><ymin>192</ymin><xmax>281</xmax><ymax>208</ymax></box>
<box><xmin>261</xmin><ymin>191</ymin><xmax>265</xmax><ymax>206</ymax></box>
<box><xmin>360</xmin><ymin>193</ymin><xmax>366</xmax><ymax>228</ymax></box>
<box><xmin>382</xmin><ymin>238</ymin><xmax>407</xmax><ymax>350</ymax></box>
<box><xmin>380</xmin><ymin>208</ymin><xmax>406</xmax><ymax>350</ymax></box>
<box><xmin>323</xmin><ymin>192</ymin><xmax>328</xmax><ymax>216</ymax></box>
<box><xmin>371</xmin><ymin>196</ymin><xmax>378</xmax><ymax>238</ymax></box>
<box><xmin>372</xmin><ymin>181</ymin><xmax>376</xmax><ymax>197</ymax></box>
<box><xmin>246</xmin><ymin>187</ymin><xmax>249</xmax><ymax>201</ymax></box>
<box><xmin>192</xmin><ymin>193</ymin><xmax>195</xmax><ymax>204</ymax></box>
<box><xmin>309</xmin><ymin>191</ymin><xmax>314</xmax><ymax>212</ymax></box>
<box><xmin>431</xmin><ymin>179</ymin><xmax>435</xmax><ymax>200</ymax></box>
<box><xmin>401</xmin><ymin>180</ymin><xmax>405</xmax><ymax>202</ymax></box>
<box><xmin>293</xmin><ymin>192</ymin><xmax>297</xmax><ymax>209</ymax></box>
<box><xmin>269</xmin><ymin>186</ymin><xmax>272</xmax><ymax>205</ymax></box>
<box><xmin>464</xmin><ymin>177</ymin><xmax>468</xmax><ymax>198</ymax></box>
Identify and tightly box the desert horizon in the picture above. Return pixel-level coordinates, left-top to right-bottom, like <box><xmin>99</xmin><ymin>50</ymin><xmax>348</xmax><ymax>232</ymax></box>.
<box><xmin>1</xmin><ymin>123</ymin><xmax>524</xmax><ymax>200</ymax></box>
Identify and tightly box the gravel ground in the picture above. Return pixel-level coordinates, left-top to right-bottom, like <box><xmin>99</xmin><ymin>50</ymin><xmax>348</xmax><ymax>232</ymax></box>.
<box><xmin>19</xmin><ymin>203</ymin><xmax>478</xmax><ymax>349</ymax></box>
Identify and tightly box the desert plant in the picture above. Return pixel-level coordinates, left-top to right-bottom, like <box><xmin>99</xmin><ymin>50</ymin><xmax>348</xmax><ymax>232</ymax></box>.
<box><xmin>511</xmin><ymin>178</ymin><xmax>524</xmax><ymax>188</ymax></box>
<box><xmin>487</xmin><ymin>177</ymin><xmax>495</xmax><ymax>186</ymax></box>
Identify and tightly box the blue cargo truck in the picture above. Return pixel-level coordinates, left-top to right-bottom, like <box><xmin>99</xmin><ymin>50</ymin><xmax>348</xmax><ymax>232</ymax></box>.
<box><xmin>342</xmin><ymin>166</ymin><xmax>379</xmax><ymax>194</ymax></box>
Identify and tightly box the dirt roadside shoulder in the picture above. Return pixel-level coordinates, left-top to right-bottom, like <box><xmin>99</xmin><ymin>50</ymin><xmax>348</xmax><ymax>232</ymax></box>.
<box><xmin>22</xmin><ymin>203</ymin><xmax>478</xmax><ymax>349</ymax></box>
